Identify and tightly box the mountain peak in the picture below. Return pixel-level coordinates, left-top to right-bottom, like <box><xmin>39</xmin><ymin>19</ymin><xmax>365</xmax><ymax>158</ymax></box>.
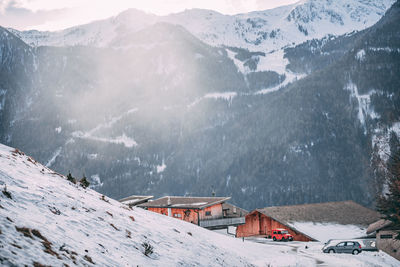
<box><xmin>8</xmin><ymin>0</ymin><xmax>395</xmax><ymax>51</ymax></box>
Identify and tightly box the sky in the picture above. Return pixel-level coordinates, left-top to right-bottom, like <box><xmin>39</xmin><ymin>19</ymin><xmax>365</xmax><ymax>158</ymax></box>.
<box><xmin>0</xmin><ymin>0</ymin><xmax>299</xmax><ymax>31</ymax></box>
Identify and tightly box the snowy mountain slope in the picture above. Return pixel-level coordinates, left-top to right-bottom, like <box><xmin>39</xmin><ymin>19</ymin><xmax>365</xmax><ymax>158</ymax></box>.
<box><xmin>165</xmin><ymin>0</ymin><xmax>394</xmax><ymax>51</ymax></box>
<box><xmin>0</xmin><ymin>143</ymin><xmax>399</xmax><ymax>266</ymax></box>
<box><xmin>9</xmin><ymin>0</ymin><xmax>395</xmax><ymax>52</ymax></box>
<box><xmin>0</xmin><ymin>143</ymin><xmax>282</xmax><ymax>266</ymax></box>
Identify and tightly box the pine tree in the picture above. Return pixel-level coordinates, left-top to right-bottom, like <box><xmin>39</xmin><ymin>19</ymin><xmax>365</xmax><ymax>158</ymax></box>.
<box><xmin>376</xmin><ymin>140</ymin><xmax>400</xmax><ymax>239</ymax></box>
<box><xmin>66</xmin><ymin>171</ymin><xmax>77</xmax><ymax>184</ymax></box>
<box><xmin>80</xmin><ymin>174</ymin><xmax>90</xmax><ymax>189</ymax></box>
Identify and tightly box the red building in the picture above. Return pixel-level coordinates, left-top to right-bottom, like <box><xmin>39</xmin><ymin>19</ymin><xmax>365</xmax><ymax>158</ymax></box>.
<box><xmin>138</xmin><ymin>196</ymin><xmax>247</xmax><ymax>229</ymax></box>
<box><xmin>237</xmin><ymin>201</ymin><xmax>380</xmax><ymax>241</ymax></box>
<box><xmin>236</xmin><ymin>210</ymin><xmax>313</xmax><ymax>241</ymax></box>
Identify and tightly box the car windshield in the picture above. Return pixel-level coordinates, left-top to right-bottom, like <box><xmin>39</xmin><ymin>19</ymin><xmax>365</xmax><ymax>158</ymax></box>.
<box><xmin>281</xmin><ymin>230</ymin><xmax>289</xmax><ymax>234</ymax></box>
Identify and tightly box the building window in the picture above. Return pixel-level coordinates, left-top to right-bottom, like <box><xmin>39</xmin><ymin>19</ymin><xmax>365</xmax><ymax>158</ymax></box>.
<box><xmin>380</xmin><ymin>234</ymin><xmax>393</xmax><ymax>239</ymax></box>
<box><xmin>205</xmin><ymin>211</ymin><xmax>212</xmax><ymax>216</ymax></box>
<box><xmin>173</xmin><ymin>213</ymin><xmax>182</xmax><ymax>218</ymax></box>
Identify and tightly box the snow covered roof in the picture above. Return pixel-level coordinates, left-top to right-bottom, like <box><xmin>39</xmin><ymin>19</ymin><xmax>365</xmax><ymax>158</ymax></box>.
<box><xmin>138</xmin><ymin>196</ymin><xmax>231</xmax><ymax>209</ymax></box>
<box><xmin>256</xmin><ymin>201</ymin><xmax>380</xmax><ymax>227</ymax></box>
<box><xmin>119</xmin><ymin>195</ymin><xmax>154</xmax><ymax>206</ymax></box>
<box><xmin>367</xmin><ymin>219</ymin><xmax>393</xmax><ymax>235</ymax></box>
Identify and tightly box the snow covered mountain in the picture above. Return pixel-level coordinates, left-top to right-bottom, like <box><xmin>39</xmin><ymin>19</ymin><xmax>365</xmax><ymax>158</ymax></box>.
<box><xmin>1</xmin><ymin>143</ymin><xmax>399</xmax><ymax>266</ymax></box>
<box><xmin>9</xmin><ymin>0</ymin><xmax>395</xmax><ymax>52</ymax></box>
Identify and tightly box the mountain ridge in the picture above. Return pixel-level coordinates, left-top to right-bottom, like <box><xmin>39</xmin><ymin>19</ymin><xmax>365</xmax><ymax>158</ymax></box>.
<box><xmin>8</xmin><ymin>0</ymin><xmax>395</xmax><ymax>52</ymax></box>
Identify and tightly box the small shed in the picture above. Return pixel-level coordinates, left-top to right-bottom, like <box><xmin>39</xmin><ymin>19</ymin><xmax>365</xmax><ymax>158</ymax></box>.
<box><xmin>236</xmin><ymin>201</ymin><xmax>380</xmax><ymax>242</ymax></box>
<box><xmin>367</xmin><ymin>219</ymin><xmax>400</xmax><ymax>260</ymax></box>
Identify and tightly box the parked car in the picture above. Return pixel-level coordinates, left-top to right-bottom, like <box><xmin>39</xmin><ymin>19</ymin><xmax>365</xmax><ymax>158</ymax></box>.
<box><xmin>323</xmin><ymin>241</ymin><xmax>362</xmax><ymax>255</ymax></box>
<box><xmin>271</xmin><ymin>228</ymin><xmax>293</xmax><ymax>241</ymax></box>
<box><xmin>324</xmin><ymin>239</ymin><xmax>377</xmax><ymax>252</ymax></box>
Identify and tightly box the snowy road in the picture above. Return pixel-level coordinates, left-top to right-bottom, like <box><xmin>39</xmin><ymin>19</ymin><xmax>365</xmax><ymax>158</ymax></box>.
<box><xmin>244</xmin><ymin>237</ymin><xmax>398</xmax><ymax>266</ymax></box>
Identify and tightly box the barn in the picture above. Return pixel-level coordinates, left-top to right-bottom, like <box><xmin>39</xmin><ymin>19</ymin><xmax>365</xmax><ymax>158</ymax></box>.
<box><xmin>138</xmin><ymin>196</ymin><xmax>247</xmax><ymax>229</ymax></box>
<box><xmin>236</xmin><ymin>201</ymin><xmax>380</xmax><ymax>242</ymax></box>
<box><xmin>367</xmin><ymin>219</ymin><xmax>400</xmax><ymax>260</ymax></box>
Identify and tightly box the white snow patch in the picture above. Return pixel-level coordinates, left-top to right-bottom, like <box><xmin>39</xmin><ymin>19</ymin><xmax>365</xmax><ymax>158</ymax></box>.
<box><xmin>89</xmin><ymin>174</ymin><xmax>103</xmax><ymax>188</ymax></box>
<box><xmin>190</xmin><ymin>202</ymin><xmax>208</xmax><ymax>206</ymax></box>
<box><xmin>45</xmin><ymin>147</ymin><xmax>62</xmax><ymax>167</ymax></box>
<box><xmin>156</xmin><ymin>160</ymin><xmax>166</xmax><ymax>173</ymax></box>
<box><xmin>188</xmin><ymin>92</ymin><xmax>237</xmax><ymax>108</ymax></box>
<box><xmin>107</xmin><ymin>133</ymin><xmax>138</xmax><ymax>148</ymax></box>
<box><xmin>87</xmin><ymin>108</ymin><xmax>138</xmax><ymax>136</ymax></box>
<box><xmin>72</xmin><ymin>131</ymin><xmax>137</xmax><ymax>148</ymax></box>
<box><xmin>55</xmin><ymin>127</ymin><xmax>62</xmax><ymax>134</ymax></box>
<box><xmin>226</xmin><ymin>175</ymin><xmax>231</xmax><ymax>187</ymax></box>
<box><xmin>345</xmin><ymin>82</ymin><xmax>379</xmax><ymax>131</ymax></box>
<box><xmin>288</xmin><ymin>222</ymin><xmax>367</xmax><ymax>243</ymax></box>
<box><xmin>255</xmin><ymin>71</ymin><xmax>305</xmax><ymax>95</ymax></box>
<box><xmin>257</xmin><ymin>49</ymin><xmax>288</xmax><ymax>74</ymax></box>
<box><xmin>187</xmin><ymin>97</ymin><xmax>203</xmax><ymax>109</ymax></box>
<box><xmin>226</xmin><ymin>49</ymin><xmax>249</xmax><ymax>74</ymax></box>
<box><xmin>356</xmin><ymin>49</ymin><xmax>366</xmax><ymax>61</ymax></box>
<box><xmin>369</xmin><ymin>47</ymin><xmax>400</xmax><ymax>53</ymax></box>
<box><xmin>204</xmin><ymin>92</ymin><xmax>237</xmax><ymax>101</ymax></box>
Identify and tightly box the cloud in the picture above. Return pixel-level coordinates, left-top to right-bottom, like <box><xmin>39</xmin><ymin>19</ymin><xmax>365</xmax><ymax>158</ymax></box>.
<box><xmin>0</xmin><ymin>0</ymin><xmax>71</xmax><ymax>30</ymax></box>
<box><xmin>254</xmin><ymin>0</ymin><xmax>298</xmax><ymax>11</ymax></box>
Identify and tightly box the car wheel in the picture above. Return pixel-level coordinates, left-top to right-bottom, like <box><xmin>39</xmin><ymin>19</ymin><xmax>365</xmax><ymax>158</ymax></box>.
<box><xmin>352</xmin><ymin>250</ymin><xmax>360</xmax><ymax>255</ymax></box>
<box><xmin>329</xmin><ymin>249</ymin><xmax>335</xmax><ymax>254</ymax></box>
<box><xmin>273</xmin><ymin>237</ymin><xmax>277</xmax><ymax>241</ymax></box>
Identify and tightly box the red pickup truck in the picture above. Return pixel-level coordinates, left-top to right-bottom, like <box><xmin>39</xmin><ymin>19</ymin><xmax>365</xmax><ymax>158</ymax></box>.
<box><xmin>271</xmin><ymin>228</ymin><xmax>293</xmax><ymax>241</ymax></box>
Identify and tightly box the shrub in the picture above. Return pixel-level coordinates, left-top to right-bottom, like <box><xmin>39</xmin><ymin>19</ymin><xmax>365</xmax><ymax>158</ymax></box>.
<box><xmin>80</xmin><ymin>175</ymin><xmax>90</xmax><ymax>189</ymax></box>
<box><xmin>66</xmin><ymin>172</ymin><xmax>76</xmax><ymax>184</ymax></box>
<box><xmin>142</xmin><ymin>242</ymin><xmax>154</xmax><ymax>257</ymax></box>
<box><xmin>2</xmin><ymin>185</ymin><xmax>12</xmax><ymax>199</ymax></box>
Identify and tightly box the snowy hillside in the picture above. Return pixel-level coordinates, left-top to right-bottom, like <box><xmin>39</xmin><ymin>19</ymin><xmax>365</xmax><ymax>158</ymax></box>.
<box><xmin>0</xmin><ymin>143</ymin><xmax>256</xmax><ymax>266</ymax></box>
<box><xmin>0</xmin><ymin>143</ymin><xmax>399</xmax><ymax>266</ymax></box>
<box><xmin>9</xmin><ymin>0</ymin><xmax>395</xmax><ymax>52</ymax></box>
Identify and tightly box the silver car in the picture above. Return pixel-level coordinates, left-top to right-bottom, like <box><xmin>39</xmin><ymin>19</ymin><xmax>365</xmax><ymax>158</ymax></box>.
<box><xmin>323</xmin><ymin>241</ymin><xmax>362</xmax><ymax>255</ymax></box>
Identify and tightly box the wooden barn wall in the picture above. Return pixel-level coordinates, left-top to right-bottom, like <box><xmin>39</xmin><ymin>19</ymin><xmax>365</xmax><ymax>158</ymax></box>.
<box><xmin>198</xmin><ymin>204</ymin><xmax>223</xmax><ymax>221</ymax></box>
<box><xmin>236</xmin><ymin>212</ymin><xmax>313</xmax><ymax>241</ymax></box>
